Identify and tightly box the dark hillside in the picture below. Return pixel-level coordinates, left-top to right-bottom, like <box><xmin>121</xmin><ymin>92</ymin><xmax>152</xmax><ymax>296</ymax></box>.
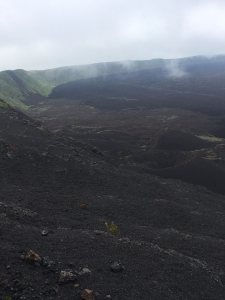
<box><xmin>50</xmin><ymin>56</ymin><xmax>225</xmax><ymax>115</ymax></box>
<box><xmin>1</xmin><ymin>99</ymin><xmax>225</xmax><ymax>299</ymax></box>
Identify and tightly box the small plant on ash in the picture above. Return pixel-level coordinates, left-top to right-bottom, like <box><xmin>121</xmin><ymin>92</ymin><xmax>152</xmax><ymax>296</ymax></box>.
<box><xmin>105</xmin><ymin>221</ymin><xmax>120</xmax><ymax>236</ymax></box>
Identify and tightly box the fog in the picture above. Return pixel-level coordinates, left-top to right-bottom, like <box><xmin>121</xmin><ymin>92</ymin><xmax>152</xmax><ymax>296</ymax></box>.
<box><xmin>0</xmin><ymin>0</ymin><xmax>225</xmax><ymax>70</ymax></box>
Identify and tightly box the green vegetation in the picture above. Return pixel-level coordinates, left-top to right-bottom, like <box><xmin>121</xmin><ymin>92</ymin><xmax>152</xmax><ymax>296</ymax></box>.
<box><xmin>198</xmin><ymin>134</ymin><xmax>224</xmax><ymax>142</ymax></box>
<box><xmin>105</xmin><ymin>221</ymin><xmax>120</xmax><ymax>235</ymax></box>
<box><xmin>0</xmin><ymin>99</ymin><xmax>9</xmax><ymax>109</ymax></box>
<box><xmin>0</xmin><ymin>69</ymin><xmax>53</xmax><ymax>109</ymax></box>
<box><xmin>3</xmin><ymin>296</ymin><xmax>12</xmax><ymax>300</ymax></box>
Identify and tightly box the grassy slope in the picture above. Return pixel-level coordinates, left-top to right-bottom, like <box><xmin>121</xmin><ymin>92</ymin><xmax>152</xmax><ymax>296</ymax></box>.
<box><xmin>0</xmin><ymin>69</ymin><xmax>52</xmax><ymax>109</ymax></box>
<box><xmin>0</xmin><ymin>98</ymin><xmax>9</xmax><ymax>109</ymax></box>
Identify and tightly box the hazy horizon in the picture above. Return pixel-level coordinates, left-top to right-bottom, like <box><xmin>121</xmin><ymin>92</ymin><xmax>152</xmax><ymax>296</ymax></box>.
<box><xmin>1</xmin><ymin>0</ymin><xmax>225</xmax><ymax>70</ymax></box>
<box><xmin>0</xmin><ymin>54</ymin><xmax>223</xmax><ymax>73</ymax></box>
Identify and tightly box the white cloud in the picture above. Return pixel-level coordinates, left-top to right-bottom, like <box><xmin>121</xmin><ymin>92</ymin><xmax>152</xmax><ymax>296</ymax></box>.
<box><xmin>0</xmin><ymin>0</ymin><xmax>225</xmax><ymax>70</ymax></box>
<box><xmin>185</xmin><ymin>3</ymin><xmax>225</xmax><ymax>38</ymax></box>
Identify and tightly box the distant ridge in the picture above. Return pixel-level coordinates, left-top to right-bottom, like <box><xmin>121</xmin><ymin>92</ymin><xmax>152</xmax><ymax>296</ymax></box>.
<box><xmin>1</xmin><ymin>55</ymin><xmax>225</xmax><ymax>109</ymax></box>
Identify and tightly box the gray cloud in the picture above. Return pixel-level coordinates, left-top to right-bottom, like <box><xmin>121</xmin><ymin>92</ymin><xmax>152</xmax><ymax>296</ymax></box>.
<box><xmin>1</xmin><ymin>0</ymin><xmax>225</xmax><ymax>70</ymax></box>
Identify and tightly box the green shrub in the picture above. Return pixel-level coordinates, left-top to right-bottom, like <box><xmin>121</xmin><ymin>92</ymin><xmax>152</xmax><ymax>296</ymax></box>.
<box><xmin>105</xmin><ymin>221</ymin><xmax>120</xmax><ymax>235</ymax></box>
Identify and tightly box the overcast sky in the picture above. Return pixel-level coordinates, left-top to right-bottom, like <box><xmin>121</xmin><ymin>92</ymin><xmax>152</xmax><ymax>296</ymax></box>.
<box><xmin>1</xmin><ymin>0</ymin><xmax>225</xmax><ymax>70</ymax></box>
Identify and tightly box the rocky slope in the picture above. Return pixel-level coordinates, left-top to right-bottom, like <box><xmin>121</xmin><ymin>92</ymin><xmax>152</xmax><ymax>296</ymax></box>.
<box><xmin>0</xmin><ymin>99</ymin><xmax>225</xmax><ymax>299</ymax></box>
